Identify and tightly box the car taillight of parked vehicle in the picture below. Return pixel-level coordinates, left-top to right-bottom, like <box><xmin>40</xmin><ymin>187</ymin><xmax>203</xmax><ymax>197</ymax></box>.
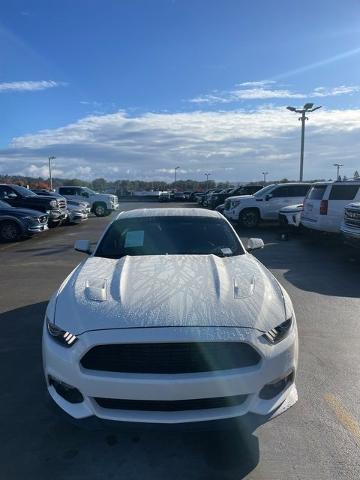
<box><xmin>320</xmin><ymin>200</ymin><xmax>328</xmax><ymax>215</ymax></box>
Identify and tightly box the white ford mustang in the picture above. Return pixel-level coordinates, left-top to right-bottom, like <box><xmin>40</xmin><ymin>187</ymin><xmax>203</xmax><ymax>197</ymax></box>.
<box><xmin>43</xmin><ymin>208</ymin><xmax>298</xmax><ymax>424</ymax></box>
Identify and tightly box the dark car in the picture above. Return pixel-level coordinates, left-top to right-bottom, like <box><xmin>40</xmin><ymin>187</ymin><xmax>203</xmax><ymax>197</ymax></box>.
<box><xmin>208</xmin><ymin>184</ymin><xmax>264</xmax><ymax>209</ymax></box>
<box><xmin>0</xmin><ymin>184</ymin><xmax>67</xmax><ymax>227</ymax></box>
<box><xmin>0</xmin><ymin>199</ymin><xmax>48</xmax><ymax>242</ymax></box>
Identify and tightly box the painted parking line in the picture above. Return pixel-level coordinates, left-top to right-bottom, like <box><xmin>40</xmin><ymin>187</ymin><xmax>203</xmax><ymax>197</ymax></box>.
<box><xmin>324</xmin><ymin>393</ymin><xmax>360</xmax><ymax>445</ymax></box>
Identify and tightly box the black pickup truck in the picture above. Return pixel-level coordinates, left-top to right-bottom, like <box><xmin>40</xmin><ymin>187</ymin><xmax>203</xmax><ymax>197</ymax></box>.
<box><xmin>0</xmin><ymin>184</ymin><xmax>67</xmax><ymax>226</ymax></box>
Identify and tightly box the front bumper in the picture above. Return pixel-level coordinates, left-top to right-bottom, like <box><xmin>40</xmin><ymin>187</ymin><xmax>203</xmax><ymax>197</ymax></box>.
<box><xmin>279</xmin><ymin>211</ymin><xmax>301</xmax><ymax>227</ymax></box>
<box><xmin>109</xmin><ymin>203</ymin><xmax>120</xmax><ymax>211</ymax></box>
<box><xmin>341</xmin><ymin>225</ymin><xmax>360</xmax><ymax>248</ymax></box>
<box><xmin>27</xmin><ymin>223</ymin><xmax>49</xmax><ymax>233</ymax></box>
<box><xmin>43</xmin><ymin>324</ymin><xmax>298</xmax><ymax>424</ymax></box>
<box><xmin>49</xmin><ymin>209</ymin><xmax>68</xmax><ymax>223</ymax></box>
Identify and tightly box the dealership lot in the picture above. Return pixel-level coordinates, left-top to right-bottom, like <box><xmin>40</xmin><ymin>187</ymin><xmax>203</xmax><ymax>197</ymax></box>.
<box><xmin>1</xmin><ymin>201</ymin><xmax>360</xmax><ymax>480</ymax></box>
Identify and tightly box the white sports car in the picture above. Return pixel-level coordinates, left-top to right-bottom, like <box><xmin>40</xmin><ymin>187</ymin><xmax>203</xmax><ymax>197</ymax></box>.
<box><xmin>43</xmin><ymin>208</ymin><xmax>298</xmax><ymax>424</ymax></box>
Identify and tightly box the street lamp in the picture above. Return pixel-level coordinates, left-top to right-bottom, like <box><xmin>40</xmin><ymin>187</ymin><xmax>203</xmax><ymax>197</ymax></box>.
<box><xmin>333</xmin><ymin>163</ymin><xmax>344</xmax><ymax>180</ymax></box>
<box><xmin>204</xmin><ymin>172</ymin><xmax>211</xmax><ymax>190</ymax></box>
<box><xmin>262</xmin><ymin>171</ymin><xmax>269</xmax><ymax>184</ymax></box>
<box><xmin>286</xmin><ymin>103</ymin><xmax>322</xmax><ymax>182</ymax></box>
<box><xmin>48</xmin><ymin>156</ymin><xmax>56</xmax><ymax>191</ymax></box>
<box><xmin>174</xmin><ymin>166</ymin><xmax>180</xmax><ymax>185</ymax></box>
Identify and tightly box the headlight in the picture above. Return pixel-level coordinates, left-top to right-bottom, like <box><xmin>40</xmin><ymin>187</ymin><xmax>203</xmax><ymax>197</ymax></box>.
<box><xmin>46</xmin><ymin>317</ymin><xmax>78</xmax><ymax>347</ymax></box>
<box><xmin>262</xmin><ymin>317</ymin><xmax>292</xmax><ymax>344</ymax></box>
<box><xmin>49</xmin><ymin>200</ymin><xmax>57</xmax><ymax>208</ymax></box>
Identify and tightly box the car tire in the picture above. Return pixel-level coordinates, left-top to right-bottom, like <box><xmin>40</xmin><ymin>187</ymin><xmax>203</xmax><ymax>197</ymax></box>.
<box><xmin>94</xmin><ymin>203</ymin><xmax>107</xmax><ymax>217</ymax></box>
<box><xmin>0</xmin><ymin>220</ymin><xmax>21</xmax><ymax>242</ymax></box>
<box><xmin>239</xmin><ymin>209</ymin><xmax>260</xmax><ymax>228</ymax></box>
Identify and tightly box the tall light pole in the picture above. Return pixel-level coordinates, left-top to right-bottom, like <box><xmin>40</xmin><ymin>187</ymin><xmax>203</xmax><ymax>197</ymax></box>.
<box><xmin>174</xmin><ymin>166</ymin><xmax>180</xmax><ymax>185</ymax></box>
<box><xmin>286</xmin><ymin>103</ymin><xmax>322</xmax><ymax>182</ymax></box>
<box><xmin>262</xmin><ymin>171</ymin><xmax>268</xmax><ymax>184</ymax></box>
<box><xmin>48</xmin><ymin>156</ymin><xmax>56</xmax><ymax>191</ymax></box>
<box><xmin>334</xmin><ymin>163</ymin><xmax>344</xmax><ymax>180</ymax></box>
<box><xmin>204</xmin><ymin>172</ymin><xmax>211</xmax><ymax>190</ymax></box>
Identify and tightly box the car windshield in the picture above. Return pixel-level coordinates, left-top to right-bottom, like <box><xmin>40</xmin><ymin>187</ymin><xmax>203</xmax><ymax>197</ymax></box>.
<box><xmin>254</xmin><ymin>185</ymin><xmax>274</xmax><ymax>198</ymax></box>
<box><xmin>83</xmin><ymin>187</ymin><xmax>97</xmax><ymax>195</ymax></box>
<box><xmin>12</xmin><ymin>185</ymin><xmax>37</xmax><ymax>197</ymax></box>
<box><xmin>95</xmin><ymin>216</ymin><xmax>244</xmax><ymax>259</ymax></box>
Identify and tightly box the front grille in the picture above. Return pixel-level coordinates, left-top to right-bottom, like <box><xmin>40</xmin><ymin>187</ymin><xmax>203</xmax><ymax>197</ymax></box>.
<box><xmin>345</xmin><ymin>209</ymin><xmax>360</xmax><ymax>228</ymax></box>
<box><xmin>94</xmin><ymin>394</ymin><xmax>247</xmax><ymax>411</ymax></box>
<box><xmin>80</xmin><ymin>342</ymin><xmax>261</xmax><ymax>374</ymax></box>
<box><xmin>57</xmin><ymin>199</ymin><xmax>67</xmax><ymax>209</ymax></box>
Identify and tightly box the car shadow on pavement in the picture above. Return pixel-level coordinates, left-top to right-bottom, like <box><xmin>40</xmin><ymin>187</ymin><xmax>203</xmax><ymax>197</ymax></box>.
<box><xmin>0</xmin><ymin>301</ymin><xmax>262</xmax><ymax>480</ymax></box>
<box><xmin>236</xmin><ymin>224</ymin><xmax>360</xmax><ymax>298</ymax></box>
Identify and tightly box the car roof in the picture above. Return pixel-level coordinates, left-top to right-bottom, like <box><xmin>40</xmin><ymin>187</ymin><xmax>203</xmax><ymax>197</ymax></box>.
<box><xmin>312</xmin><ymin>180</ymin><xmax>360</xmax><ymax>186</ymax></box>
<box><xmin>116</xmin><ymin>208</ymin><xmax>222</xmax><ymax>220</ymax></box>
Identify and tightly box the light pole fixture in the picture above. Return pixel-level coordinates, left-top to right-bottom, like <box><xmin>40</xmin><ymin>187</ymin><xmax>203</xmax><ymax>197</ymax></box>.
<box><xmin>286</xmin><ymin>103</ymin><xmax>322</xmax><ymax>182</ymax></box>
<box><xmin>204</xmin><ymin>172</ymin><xmax>211</xmax><ymax>190</ymax></box>
<box><xmin>262</xmin><ymin>171</ymin><xmax>269</xmax><ymax>184</ymax></box>
<box><xmin>48</xmin><ymin>156</ymin><xmax>56</xmax><ymax>191</ymax></box>
<box><xmin>333</xmin><ymin>163</ymin><xmax>344</xmax><ymax>180</ymax></box>
<box><xmin>174</xmin><ymin>166</ymin><xmax>180</xmax><ymax>184</ymax></box>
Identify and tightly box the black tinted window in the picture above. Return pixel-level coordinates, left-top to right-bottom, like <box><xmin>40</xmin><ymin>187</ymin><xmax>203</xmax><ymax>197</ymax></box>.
<box><xmin>288</xmin><ymin>185</ymin><xmax>311</xmax><ymax>197</ymax></box>
<box><xmin>95</xmin><ymin>216</ymin><xmax>244</xmax><ymax>259</ymax></box>
<box><xmin>271</xmin><ymin>186</ymin><xmax>290</xmax><ymax>198</ymax></box>
<box><xmin>307</xmin><ymin>185</ymin><xmax>327</xmax><ymax>200</ymax></box>
<box><xmin>59</xmin><ymin>187</ymin><xmax>76</xmax><ymax>195</ymax></box>
<box><xmin>329</xmin><ymin>185</ymin><xmax>359</xmax><ymax>200</ymax></box>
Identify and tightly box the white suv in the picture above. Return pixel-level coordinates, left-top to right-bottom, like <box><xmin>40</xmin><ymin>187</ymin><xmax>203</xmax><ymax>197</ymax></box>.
<box><xmin>224</xmin><ymin>183</ymin><xmax>311</xmax><ymax>227</ymax></box>
<box><xmin>301</xmin><ymin>181</ymin><xmax>360</xmax><ymax>233</ymax></box>
<box><xmin>340</xmin><ymin>202</ymin><xmax>360</xmax><ymax>248</ymax></box>
<box><xmin>57</xmin><ymin>186</ymin><xmax>119</xmax><ymax>217</ymax></box>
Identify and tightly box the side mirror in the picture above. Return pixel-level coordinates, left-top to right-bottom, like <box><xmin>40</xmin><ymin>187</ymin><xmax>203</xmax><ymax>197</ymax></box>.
<box><xmin>246</xmin><ymin>238</ymin><xmax>264</xmax><ymax>252</ymax></box>
<box><xmin>74</xmin><ymin>239</ymin><xmax>92</xmax><ymax>254</ymax></box>
<box><xmin>265</xmin><ymin>194</ymin><xmax>272</xmax><ymax>201</ymax></box>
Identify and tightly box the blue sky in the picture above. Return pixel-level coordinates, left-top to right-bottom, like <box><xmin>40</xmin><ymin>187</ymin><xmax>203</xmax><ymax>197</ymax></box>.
<box><xmin>2</xmin><ymin>0</ymin><xmax>360</xmax><ymax>181</ymax></box>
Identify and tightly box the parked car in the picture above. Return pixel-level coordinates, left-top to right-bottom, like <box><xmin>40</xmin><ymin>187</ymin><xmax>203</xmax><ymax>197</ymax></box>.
<box><xmin>0</xmin><ymin>199</ymin><xmax>48</xmax><ymax>241</ymax></box>
<box><xmin>301</xmin><ymin>181</ymin><xmax>360</xmax><ymax>234</ymax></box>
<box><xmin>32</xmin><ymin>189</ymin><xmax>91</xmax><ymax>223</ymax></box>
<box><xmin>183</xmin><ymin>191</ymin><xmax>192</xmax><ymax>200</ymax></box>
<box><xmin>208</xmin><ymin>185</ymin><xmax>263</xmax><ymax>210</ymax></box>
<box><xmin>224</xmin><ymin>183</ymin><xmax>312</xmax><ymax>227</ymax></box>
<box><xmin>0</xmin><ymin>184</ymin><xmax>67</xmax><ymax>227</ymax></box>
<box><xmin>57</xmin><ymin>186</ymin><xmax>119</xmax><ymax>217</ymax></box>
<box><xmin>43</xmin><ymin>208</ymin><xmax>298</xmax><ymax>425</ymax></box>
<box><xmin>279</xmin><ymin>204</ymin><xmax>304</xmax><ymax>228</ymax></box>
<box><xmin>66</xmin><ymin>200</ymin><xmax>90</xmax><ymax>224</ymax></box>
<box><xmin>203</xmin><ymin>189</ymin><xmax>223</xmax><ymax>207</ymax></box>
<box><xmin>216</xmin><ymin>203</ymin><xmax>225</xmax><ymax>214</ymax></box>
<box><xmin>340</xmin><ymin>202</ymin><xmax>360</xmax><ymax>248</ymax></box>
<box><xmin>158</xmin><ymin>191</ymin><xmax>171</xmax><ymax>202</ymax></box>
<box><xmin>172</xmin><ymin>191</ymin><xmax>186</xmax><ymax>201</ymax></box>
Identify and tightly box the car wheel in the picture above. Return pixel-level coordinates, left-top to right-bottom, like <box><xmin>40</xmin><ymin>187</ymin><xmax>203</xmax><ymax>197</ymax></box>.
<box><xmin>0</xmin><ymin>220</ymin><xmax>21</xmax><ymax>242</ymax></box>
<box><xmin>94</xmin><ymin>203</ymin><xmax>107</xmax><ymax>217</ymax></box>
<box><xmin>239</xmin><ymin>209</ymin><xmax>260</xmax><ymax>228</ymax></box>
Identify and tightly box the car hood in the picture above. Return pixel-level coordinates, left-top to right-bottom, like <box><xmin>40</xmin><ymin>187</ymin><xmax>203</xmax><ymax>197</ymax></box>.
<box><xmin>280</xmin><ymin>204</ymin><xmax>303</xmax><ymax>213</ymax></box>
<box><xmin>55</xmin><ymin>254</ymin><xmax>286</xmax><ymax>334</ymax></box>
<box><xmin>226</xmin><ymin>195</ymin><xmax>255</xmax><ymax>202</ymax></box>
<box><xmin>0</xmin><ymin>206</ymin><xmax>45</xmax><ymax>217</ymax></box>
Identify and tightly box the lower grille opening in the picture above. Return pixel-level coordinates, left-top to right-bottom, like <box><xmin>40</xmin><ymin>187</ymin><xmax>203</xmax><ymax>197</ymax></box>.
<box><xmin>94</xmin><ymin>394</ymin><xmax>247</xmax><ymax>412</ymax></box>
<box><xmin>81</xmin><ymin>342</ymin><xmax>261</xmax><ymax>374</ymax></box>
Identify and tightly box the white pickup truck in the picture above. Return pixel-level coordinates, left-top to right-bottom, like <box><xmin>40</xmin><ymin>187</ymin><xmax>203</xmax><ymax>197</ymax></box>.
<box><xmin>224</xmin><ymin>183</ymin><xmax>311</xmax><ymax>227</ymax></box>
<box><xmin>57</xmin><ymin>186</ymin><xmax>119</xmax><ymax>217</ymax></box>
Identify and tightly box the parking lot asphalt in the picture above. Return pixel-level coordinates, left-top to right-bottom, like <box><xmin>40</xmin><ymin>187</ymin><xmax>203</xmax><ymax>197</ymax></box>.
<box><xmin>1</xmin><ymin>201</ymin><xmax>360</xmax><ymax>480</ymax></box>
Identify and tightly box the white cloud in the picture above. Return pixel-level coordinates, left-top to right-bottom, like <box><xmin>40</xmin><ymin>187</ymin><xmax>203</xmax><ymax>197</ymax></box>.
<box><xmin>0</xmin><ymin>80</ymin><xmax>66</xmax><ymax>92</ymax></box>
<box><xmin>189</xmin><ymin>82</ymin><xmax>360</xmax><ymax>104</ymax></box>
<box><xmin>1</xmin><ymin>107</ymin><xmax>360</xmax><ymax>182</ymax></box>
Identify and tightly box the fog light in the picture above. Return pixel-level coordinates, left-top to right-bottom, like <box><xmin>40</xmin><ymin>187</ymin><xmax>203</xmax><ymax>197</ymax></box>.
<box><xmin>48</xmin><ymin>376</ymin><xmax>84</xmax><ymax>404</ymax></box>
<box><xmin>259</xmin><ymin>371</ymin><xmax>294</xmax><ymax>400</ymax></box>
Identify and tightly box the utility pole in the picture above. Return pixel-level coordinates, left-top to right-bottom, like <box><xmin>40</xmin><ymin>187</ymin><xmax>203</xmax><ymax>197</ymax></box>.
<box><xmin>286</xmin><ymin>103</ymin><xmax>322</xmax><ymax>181</ymax></box>
<box><xmin>262</xmin><ymin>171</ymin><xmax>268</xmax><ymax>184</ymax></box>
<box><xmin>333</xmin><ymin>163</ymin><xmax>344</xmax><ymax>180</ymax></box>
<box><xmin>204</xmin><ymin>172</ymin><xmax>211</xmax><ymax>190</ymax></box>
<box><xmin>48</xmin><ymin>156</ymin><xmax>56</xmax><ymax>190</ymax></box>
<box><xmin>174</xmin><ymin>166</ymin><xmax>180</xmax><ymax>185</ymax></box>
